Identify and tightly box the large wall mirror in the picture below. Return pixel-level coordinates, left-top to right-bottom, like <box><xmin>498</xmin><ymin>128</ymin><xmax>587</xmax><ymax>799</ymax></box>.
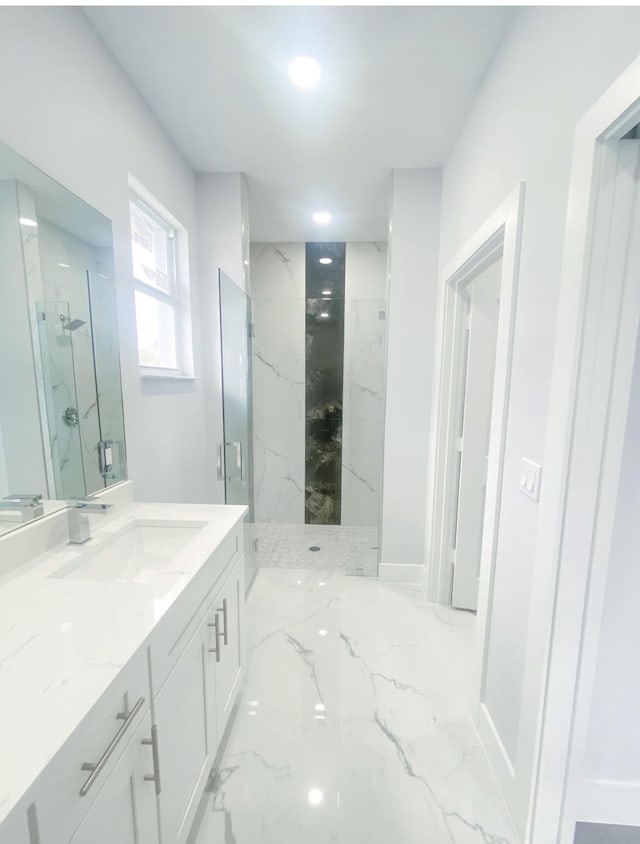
<box><xmin>0</xmin><ymin>142</ymin><xmax>127</xmax><ymax>535</ymax></box>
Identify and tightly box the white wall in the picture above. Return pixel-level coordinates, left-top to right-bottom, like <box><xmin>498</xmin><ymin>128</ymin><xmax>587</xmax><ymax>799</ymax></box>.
<box><xmin>380</xmin><ymin>168</ymin><xmax>441</xmax><ymax>581</ymax></box>
<box><xmin>0</xmin><ymin>6</ymin><xmax>210</xmax><ymax>504</ymax></box>
<box><xmin>437</xmin><ymin>5</ymin><xmax>640</xmax><ymax>834</ymax></box>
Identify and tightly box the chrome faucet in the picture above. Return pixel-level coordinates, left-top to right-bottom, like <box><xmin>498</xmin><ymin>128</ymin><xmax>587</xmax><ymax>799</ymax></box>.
<box><xmin>0</xmin><ymin>494</ymin><xmax>44</xmax><ymax>522</ymax></box>
<box><xmin>67</xmin><ymin>498</ymin><xmax>113</xmax><ymax>544</ymax></box>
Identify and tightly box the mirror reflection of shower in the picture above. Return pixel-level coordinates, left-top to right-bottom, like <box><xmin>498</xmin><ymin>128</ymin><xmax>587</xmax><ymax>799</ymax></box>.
<box><xmin>60</xmin><ymin>314</ymin><xmax>87</xmax><ymax>332</ymax></box>
<box><xmin>35</xmin><ymin>219</ymin><xmax>127</xmax><ymax>500</ymax></box>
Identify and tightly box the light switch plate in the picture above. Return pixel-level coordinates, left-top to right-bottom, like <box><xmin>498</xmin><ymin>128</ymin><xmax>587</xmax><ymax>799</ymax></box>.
<box><xmin>519</xmin><ymin>458</ymin><xmax>542</xmax><ymax>502</ymax></box>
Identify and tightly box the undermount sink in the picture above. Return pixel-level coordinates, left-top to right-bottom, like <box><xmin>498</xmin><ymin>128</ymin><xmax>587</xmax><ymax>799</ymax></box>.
<box><xmin>50</xmin><ymin>520</ymin><xmax>206</xmax><ymax>584</ymax></box>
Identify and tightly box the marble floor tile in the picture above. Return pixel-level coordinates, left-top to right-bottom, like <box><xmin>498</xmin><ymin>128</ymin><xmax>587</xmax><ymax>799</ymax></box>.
<box><xmin>190</xmin><ymin>568</ymin><xmax>517</xmax><ymax>844</ymax></box>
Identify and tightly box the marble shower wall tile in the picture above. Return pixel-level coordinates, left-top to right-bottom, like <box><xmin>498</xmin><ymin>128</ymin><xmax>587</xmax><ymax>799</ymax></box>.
<box><xmin>341</xmin><ymin>243</ymin><xmax>388</xmax><ymax>528</ymax></box>
<box><xmin>251</xmin><ymin>243</ymin><xmax>306</xmax><ymax>523</ymax></box>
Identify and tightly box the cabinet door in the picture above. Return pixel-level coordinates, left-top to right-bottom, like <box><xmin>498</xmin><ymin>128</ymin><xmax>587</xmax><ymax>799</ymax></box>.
<box><xmin>68</xmin><ymin>713</ymin><xmax>158</xmax><ymax>844</ymax></box>
<box><xmin>155</xmin><ymin>611</ymin><xmax>216</xmax><ymax>844</ymax></box>
<box><xmin>213</xmin><ymin>554</ymin><xmax>245</xmax><ymax>735</ymax></box>
<box><xmin>0</xmin><ymin>805</ymin><xmax>30</xmax><ymax>844</ymax></box>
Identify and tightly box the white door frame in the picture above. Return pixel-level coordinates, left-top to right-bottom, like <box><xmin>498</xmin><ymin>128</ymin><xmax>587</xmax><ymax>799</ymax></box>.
<box><xmin>526</xmin><ymin>57</ymin><xmax>640</xmax><ymax>843</ymax></box>
<box><xmin>425</xmin><ymin>184</ymin><xmax>525</xmax><ymax>621</ymax></box>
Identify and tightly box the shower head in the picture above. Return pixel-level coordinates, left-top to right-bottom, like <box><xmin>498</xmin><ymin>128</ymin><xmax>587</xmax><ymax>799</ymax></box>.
<box><xmin>60</xmin><ymin>315</ymin><xmax>86</xmax><ymax>332</ymax></box>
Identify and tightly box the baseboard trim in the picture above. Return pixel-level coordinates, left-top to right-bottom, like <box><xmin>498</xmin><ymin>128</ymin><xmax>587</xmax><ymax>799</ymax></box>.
<box><xmin>578</xmin><ymin>778</ymin><xmax>640</xmax><ymax>826</ymax></box>
<box><xmin>378</xmin><ymin>563</ymin><xmax>425</xmax><ymax>583</ymax></box>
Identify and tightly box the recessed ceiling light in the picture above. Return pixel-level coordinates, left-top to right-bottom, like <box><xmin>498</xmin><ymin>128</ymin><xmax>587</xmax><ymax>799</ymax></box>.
<box><xmin>320</xmin><ymin>312</ymin><xmax>329</xmax><ymax>319</ymax></box>
<box><xmin>288</xmin><ymin>56</ymin><xmax>321</xmax><ymax>89</ymax></box>
<box><xmin>313</xmin><ymin>211</ymin><xmax>332</xmax><ymax>225</ymax></box>
<box><xmin>19</xmin><ymin>217</ymin><xmax>37</xmax><ymax>227</ymax></box>
<box><xmin>57</xmin><ymin>262</ymin><xmax>71</xmax><ymax>269</ymax></box>
<box><xmin>319</xmin><ymin>257</ymin><xmax>332</xmax><ymax>265</ymax></box>
<box><xmin>321</xmin><ymin>289</ymin><xmax>332</xmax><ymax>295</ymax></box>
<box><xmin>308</xmin><ymin>788</ymin><xmax>324</xmax><ymax>806</ymax></box>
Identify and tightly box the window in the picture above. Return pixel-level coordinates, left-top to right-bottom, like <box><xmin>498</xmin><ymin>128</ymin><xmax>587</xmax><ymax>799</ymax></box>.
<box><xmin>129</xmin><ymin>194</ymin><xmax>188</xmax><ymax>374</ymax></box>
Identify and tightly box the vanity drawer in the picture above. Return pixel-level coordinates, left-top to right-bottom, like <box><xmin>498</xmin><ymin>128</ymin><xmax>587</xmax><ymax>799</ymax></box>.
<box><xmin>148</xmin><ymin>527</ymin><xmax>241</xmax><ymax>697</ymax></box>
<box><xmin>34</xmin><ymin>647</ymin><xmax>150</xmax><ymax>844</ymax></box>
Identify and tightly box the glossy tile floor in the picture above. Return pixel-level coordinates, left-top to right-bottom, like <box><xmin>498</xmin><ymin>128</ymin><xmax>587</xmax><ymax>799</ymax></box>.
<box><xmin>190</xmin><ymin>567</ymin><xmax>518</xmax><ymax>844</ymax></box>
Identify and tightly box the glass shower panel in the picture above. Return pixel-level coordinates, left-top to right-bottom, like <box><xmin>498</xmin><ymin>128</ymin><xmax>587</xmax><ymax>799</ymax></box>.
<box><xmin>36</xmin><ymin>301</ymin><xmax>86</xmax><ymax>498</ymax></box>
<box><xmin>218</xmin><ymin>271</ymin><xmax>255</xmax><ymax>586</ymax></box>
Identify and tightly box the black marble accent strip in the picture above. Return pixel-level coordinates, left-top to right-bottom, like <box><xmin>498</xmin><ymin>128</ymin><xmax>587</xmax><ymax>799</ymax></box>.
<box><xmin>305</xmin><ymin>242</ymin><xmax>346</xmax><ymax>524</ymax></box>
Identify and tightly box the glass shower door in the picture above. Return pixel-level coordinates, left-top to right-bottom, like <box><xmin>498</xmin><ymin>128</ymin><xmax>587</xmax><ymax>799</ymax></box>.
<box><xmin>218</xmin><ymin>271</ymin><xmax>255</xmax><ymax>587</ymax></box>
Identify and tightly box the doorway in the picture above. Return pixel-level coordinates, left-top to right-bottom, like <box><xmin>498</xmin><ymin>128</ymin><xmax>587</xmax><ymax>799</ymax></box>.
<box><xmin>528</xmin><ymin>81</ymin><xmax>640</xmax><ymax>839</ymax></box>
<box><xmin>450</xmin><ymin>258</ymin><xmax>502</xmax><ymax>610</ymax></box>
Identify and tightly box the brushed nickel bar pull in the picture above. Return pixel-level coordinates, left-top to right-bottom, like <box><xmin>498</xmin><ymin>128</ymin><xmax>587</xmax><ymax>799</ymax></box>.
<box><xmin>208</xmin><ymin>616</ymin><xmax>221</xmax><ymax>662</ymax></box>
<box><xmin>142</xmin><ymin>724</ymin><xmax>162</xmax><ymax>795</ymax></box>
<box><xmin>79</xmin><ymin>696</ymin><xmax>145</xmax><ymax>796</ymax></box>
<box><xmin>218</xmin><ymin>598</ymin><xmax>228</xmax><ymax>646</ymax></box>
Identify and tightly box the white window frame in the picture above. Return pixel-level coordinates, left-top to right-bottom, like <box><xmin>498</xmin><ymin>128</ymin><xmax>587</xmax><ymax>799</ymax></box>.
<box><xmin>128</xmin><ymin>179</ymin><xmax>194</xmax><ymax>379</ymax></box>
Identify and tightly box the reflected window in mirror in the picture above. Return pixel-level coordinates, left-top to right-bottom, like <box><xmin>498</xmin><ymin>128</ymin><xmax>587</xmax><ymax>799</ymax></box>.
<box><xmin>129</xmin><ymin>188</ymin><xmax>193</xmax><ymax>377</ymax></box>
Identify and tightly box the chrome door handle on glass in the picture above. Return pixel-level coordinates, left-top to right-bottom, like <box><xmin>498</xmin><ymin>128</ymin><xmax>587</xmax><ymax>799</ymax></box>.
<box><xmin>216</xmin><ymin>443</ymin><xmax>224</xmax><ymax>481</ymax></box>
<box><xmin>142</xmin><ymin>724</ymin><xmax>162</xmax><ymax>795</ymax></box>
<box><xmin>225</xmin><ymin>441</ymin><xmax>243</xmax><ymax>481</ymax></box>
<box><xmin>208</xmin><ymin>615</ymin><xmax>221</xmax><ymax>663</ymax></box>
<box><xmin>79</xmin><ymin>696</ymin><xmax>145</xmax><ymax>796</ymax></box>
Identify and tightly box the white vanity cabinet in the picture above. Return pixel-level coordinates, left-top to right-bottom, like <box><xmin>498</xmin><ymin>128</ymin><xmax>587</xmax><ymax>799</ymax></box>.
<box><xmin>35</xmin><ymin>648</ymin><xmax>150</xmax><ymax>844</ymax></box>
<box><xmin>0</xmin><ymin>806</ymin><xmax>30</xmax><ymax>844</ymax></box>
<box><xmin>154</xmin><ymin>610</ymin><xmax>217</xmax><ymax>844</ymax></box>
<box><xmin>153</xmin><ymin>550</ymin><xmax>246</xmax><ymax>844</ymax></box>
<box><xmin>0</xmin><ymin>507</ymin><xmax>247</xmax><ymax>844</ymax></box>
<box><xmin>212</xmin><ymin>554</ymin><xmax>245</xmax><ymax>735</ymax></box>
<box><xmin>68</xmin><ymin>712</ymin><xmax>159</xmax><ymax>844</ymax></box>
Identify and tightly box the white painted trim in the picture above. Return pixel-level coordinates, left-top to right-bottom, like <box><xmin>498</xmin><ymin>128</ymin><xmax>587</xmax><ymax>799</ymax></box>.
<box><xmin>378</xmin><ymin>562</ymin><xmax>424</xmax><ymax>583</ymax></box>
<box><xmin>426</xmin><ymin>185</ymin><xmax>524</xmax><ymax>605</ymax></box>
<box><xmin>478</xmin><ymin>702</ymin><xmax>516</xmax><ymax>781</ymax></box>
<box><xmin>526</xmin><ymin>54</ymin><xmax>640</xmax><ymax>844</ymax></box>
<box><xmin>424</xmin><ymin>185</ymin><xmax>525</xmax><ymax>816</ymax></box>
<box><xmin>578</xmin><ymin>780</ymin><xmax>640</xmax><ymax>827</ymax></box>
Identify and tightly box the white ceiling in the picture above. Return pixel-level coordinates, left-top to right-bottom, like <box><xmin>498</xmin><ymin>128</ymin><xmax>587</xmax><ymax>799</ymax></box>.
<box><xmin>84</xmin><ymin>6</ymin><xmax>516</xmax><ymax>242</ymax></box>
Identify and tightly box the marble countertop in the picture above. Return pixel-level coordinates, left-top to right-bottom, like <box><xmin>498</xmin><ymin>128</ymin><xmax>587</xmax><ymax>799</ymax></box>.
<box><xmin>0</xmin><ymin>501</ymin><xmax>247</xmax><ymax>828</ymax></box>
